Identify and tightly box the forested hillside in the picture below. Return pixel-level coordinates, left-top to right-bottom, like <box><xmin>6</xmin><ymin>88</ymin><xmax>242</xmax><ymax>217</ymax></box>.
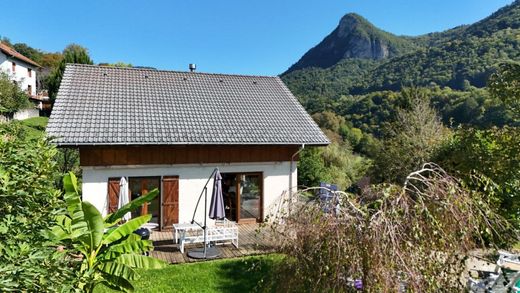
<box><xmin>287</xmin><ymin>1</ymin><xmax>520</xmax><ymax>231</ymax></box>
<box><xmin>283</xmin><ymin>0</ymin><xmax>520</xmax><ymax>99</ymax></box>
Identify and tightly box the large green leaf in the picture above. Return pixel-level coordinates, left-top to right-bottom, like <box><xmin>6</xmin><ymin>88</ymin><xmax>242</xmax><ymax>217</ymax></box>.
<box><xmin>63</xmin><ymin>172</ymin><xmax>81</xmax><ymax>215</ymax></box>
<box><xmin>63</xmin><ymin>172</ymin><xmax>79</xmax><ymax>194</ymax></box>
<box><xmin>102</xmin><ymin>239</ymin><xmax>154</xmax><ymax>260</ymax></box>
<box><xmin>106</xmin><ymin>189</ymin><xmax>159</xmax><ymax>224</ymax></box>
<box><xmin>98</xmin><ymin>274</ymin><xmax>135</xmax><ymax>293</ymax></box>
<box><xmin>103</xmin><ymin>215</ymin><xmax>151</xmax><ymax>245</ymax></box>
<box><xmin>70</xmin><ymin>208</ymin><xmax>88</xmax><ymax>235</ymax></box>
<box><xmin>100</xmin><ymin>261</ymin><xmax>139</xmax><ymax>281</ymax></box>
<box><xmin>115</xmin><ymin>254</ymin><xmax>168</xmax><ymax>269</ymax></box>
<box><xmin>78</xmin><ymin>202</ymin><xmax>104</xmax><ymax>249</ymax></box>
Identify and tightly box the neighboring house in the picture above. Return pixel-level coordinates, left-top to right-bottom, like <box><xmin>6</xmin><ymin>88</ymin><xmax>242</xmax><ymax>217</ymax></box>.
<box><xmin>0</xmin><ymin>42</ymin><xmax>48</xmax><ymax>119</ymax></box>
<box><xmin>47</xmin><ymin>64</ymin><xmax>329</xmax><ymax>230</ymax></box>
<box><xmin>0</xmin><ymin>42</ymin><xmax>40</xmax><ymax>96</ymax></box>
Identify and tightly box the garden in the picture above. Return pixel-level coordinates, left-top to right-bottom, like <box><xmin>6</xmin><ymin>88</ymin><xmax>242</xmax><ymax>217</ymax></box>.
<box><xmin>0</xmin><ymin>63</ymin><xmax>519</xmax><ymax>292</ymax></box>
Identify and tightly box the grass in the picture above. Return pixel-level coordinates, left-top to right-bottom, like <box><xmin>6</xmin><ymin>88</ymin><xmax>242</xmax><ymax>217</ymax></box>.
<box><xmin>94</xmin><ymin>254</ymin><xmax>282</xmax><ymax>293</ymax></box>
<box><xmin>20</xmin><ymin>116</ymin><xmax>49</xmax><ymax>130</ymax></box>
<box><xmin>18</xmin><ymin>117</ymin><xmax>48</xmax><ymax>140</ymax></box>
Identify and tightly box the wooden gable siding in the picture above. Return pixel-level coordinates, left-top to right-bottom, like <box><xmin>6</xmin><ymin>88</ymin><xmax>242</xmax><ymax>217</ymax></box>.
<box><xmin>79</xmin><ymin>145</ymin><xmax>299</xmax><ymax>166</ymax></box>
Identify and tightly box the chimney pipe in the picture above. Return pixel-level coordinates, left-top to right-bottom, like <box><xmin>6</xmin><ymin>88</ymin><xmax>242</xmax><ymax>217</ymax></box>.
<box><xmin>189</xmin><ymin>63</ymin><xmax>196</xmax><ymax>72</ymax></box>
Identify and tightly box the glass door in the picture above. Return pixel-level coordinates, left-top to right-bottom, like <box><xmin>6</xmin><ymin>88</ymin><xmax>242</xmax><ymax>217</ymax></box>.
<box><xmin>238</xmin><ymin>173</ymin><xmax>262</xmax><ymax>222</ymax></box>
<box><xmin>222</xmin><ymin>172</ymin><xmax>263</xmax><ymax>223</ymax></box>
<box><xmin>129</xmin><ymin>177</ymin><xmax>161</xmax><ymax>225</ymax></box>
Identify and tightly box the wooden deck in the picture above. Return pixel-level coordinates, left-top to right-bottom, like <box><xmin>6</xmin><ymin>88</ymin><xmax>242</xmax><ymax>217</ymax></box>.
<box><xmin>149</xmin><ymin>224</ymin><xmax>275</xmax><ymax>264</ymax></box>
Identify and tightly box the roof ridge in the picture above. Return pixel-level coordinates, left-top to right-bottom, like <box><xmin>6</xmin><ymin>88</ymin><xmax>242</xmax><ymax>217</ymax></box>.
<box><xmin>0</xmin><ymin>42</ymin><xmax>41</xmax><ymax>68</ymax></box>
<box><xmin>66</xmin><ymin>63</ymin><xmax>279</xmax><ymax>79</ymax></box>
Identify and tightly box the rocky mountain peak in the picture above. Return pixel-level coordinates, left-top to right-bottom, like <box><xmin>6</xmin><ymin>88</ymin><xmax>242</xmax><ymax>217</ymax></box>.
<box><xmin>285</xmin><ymin>13</ymin><xmax>416</xmax><ymax>73</ymax></box>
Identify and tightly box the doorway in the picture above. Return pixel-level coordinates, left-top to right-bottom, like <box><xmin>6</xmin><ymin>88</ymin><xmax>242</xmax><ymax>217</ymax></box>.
<box><xmin>129</xmin><ymin>177</ymin><xmax>161</xmax><ymax>225</ymax></box>
<box><xmin>222</xmin><ymin>172</ymin><xmax>263</xmax><ymax>223</ymax></box>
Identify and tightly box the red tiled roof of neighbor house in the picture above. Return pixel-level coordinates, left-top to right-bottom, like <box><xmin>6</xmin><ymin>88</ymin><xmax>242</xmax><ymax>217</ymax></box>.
<box><xmin>0</xmin><ymin>42</ymin><xmax>41</xmax><ymax>68</ymax></box>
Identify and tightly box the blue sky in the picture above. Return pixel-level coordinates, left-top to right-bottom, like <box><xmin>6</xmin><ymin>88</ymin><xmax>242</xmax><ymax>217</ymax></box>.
<box><xmin>0</xmin><ymin>0</ymin><xmax>514</xmax><ymax>75</ymax></box>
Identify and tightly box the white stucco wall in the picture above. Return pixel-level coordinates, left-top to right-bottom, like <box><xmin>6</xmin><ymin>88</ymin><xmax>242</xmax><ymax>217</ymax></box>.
<box><xmin>13</xmin><ymin>108</ymin><xmax>39</xmax><ymax>120</ymax></box>
<box><xmin>82</xmin><ymin>161</ymin><xmax>297</xmax><ymax>226</ymax></box>
<box><xmin>0</xmin><ymin>52</ymin><xmax>37</xmax><ymax>96</ymax></box>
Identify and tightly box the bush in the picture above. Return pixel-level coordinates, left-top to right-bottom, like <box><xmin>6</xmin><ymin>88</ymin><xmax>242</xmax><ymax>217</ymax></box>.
<box><xmin>0</xmin><ymin>73</ymin><xmax>30</xmax><ymax>116</ymax></box>
<box><xmin>266</xmin><ymin>164</ymin><xmax>513</xmax><ymax>292</ymax></box>
<box><xmin>0</xmin><ymin>123</ymin><xmax>74</xmax><ymax>292</ymax></box>
<box><xmin>436</xmin><ymin>126</ymin><xmax>520</xmax><ymax>228</ymax></box>
<box><xmin>298</xmin><ymin>142</ymin><xmax>371</xmax><ymax>190</ymax></box>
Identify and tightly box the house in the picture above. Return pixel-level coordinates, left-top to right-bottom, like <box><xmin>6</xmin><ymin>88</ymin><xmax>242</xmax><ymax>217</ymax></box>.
<box><xmin>46</xmin><ymin>64</ymin><xmax>329</xmax><ymax>230</ymax></box>
<box><xmin>0</xmin><ymin>42</ymin><xmax>48</xmax><ymax>119</ymax></box>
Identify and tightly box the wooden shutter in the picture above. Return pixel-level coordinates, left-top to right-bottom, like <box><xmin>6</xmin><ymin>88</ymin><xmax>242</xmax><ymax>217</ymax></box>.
<box><xmin>162</xmin><ymin>176</ymin><xmax>179</xmax><ymax>229</ymax></box>
<box><xmin>107</xmin><ymin>178</ymin><xmax>120</xmax><ymax>214</ymax></box>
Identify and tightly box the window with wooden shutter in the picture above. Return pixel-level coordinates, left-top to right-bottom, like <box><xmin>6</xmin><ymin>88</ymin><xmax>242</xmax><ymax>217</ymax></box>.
<box><xmin>107</xmin><ymin>178</ymin><xmax>120</xmax><ymax>214</ymax></box>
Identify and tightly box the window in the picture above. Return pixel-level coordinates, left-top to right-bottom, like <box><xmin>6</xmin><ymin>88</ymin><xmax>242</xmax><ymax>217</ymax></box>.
<box><xmin>27</xmin><ymin>85</ymin><xmax>32</xmax><ymax>95</ymax></box>
<box><xmin>11</xmin><ymin>62</ymin><xmax>16</xmax><ymax>72</ymax></box>
<box><xmin>28</xmin><ymin>68</ymin><xmax>32</xmax><ymax>78</ymax></box>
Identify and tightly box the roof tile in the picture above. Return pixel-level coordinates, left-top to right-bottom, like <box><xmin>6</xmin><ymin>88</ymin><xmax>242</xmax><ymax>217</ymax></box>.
<box><xmin>47</xmin><ymin>64</ymin><xmax>329</xmax><ymax>146</ymax></box>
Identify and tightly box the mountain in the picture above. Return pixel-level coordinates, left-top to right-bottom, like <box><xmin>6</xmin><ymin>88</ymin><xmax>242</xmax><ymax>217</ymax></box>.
<box><xmin>282</xmin><ymin>0</ymin><xmax>520</xmax><ymax>99</ymax></box>
<box><xmin>286</xmin><ymin>13</ymin><xmax>420</xmax><ymax>72</ymax></box>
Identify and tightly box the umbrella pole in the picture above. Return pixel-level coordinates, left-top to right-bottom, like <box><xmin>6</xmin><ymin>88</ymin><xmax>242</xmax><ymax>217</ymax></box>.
<box><xmin>187</xmin><ymin>168</ymin><xmax>221</xmax><ymax>260</ymax></box>
<box><xmin>203</xmin><ymin>187</ymin><xmax>207</xmax><ymax>258</ymax></box>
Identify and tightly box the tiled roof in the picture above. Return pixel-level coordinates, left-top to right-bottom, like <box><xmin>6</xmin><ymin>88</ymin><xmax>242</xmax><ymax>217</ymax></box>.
<box><xmin>0</xmin><ymin>42</ymin><xmax>41</xmax><ymax>68</ymax></box>
<box><xmin>47</xmin><ymin>64</ymin><xmax>329</xmax><ymax>146</ymax></box>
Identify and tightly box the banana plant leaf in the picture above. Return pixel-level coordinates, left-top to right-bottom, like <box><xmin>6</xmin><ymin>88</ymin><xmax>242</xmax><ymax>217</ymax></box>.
<box><xmin>98</xmin><ymin>273</ymin><xmax>135</xmax><ymax>293</ymax></box>
<box><xmin>115</xmin><ymin>254</ymin><xmax>167</xmax><ymax>269</ymax></box>
<box><xmin>78</xmin><ymin>202</ymin><xmax>105</xmax><ymax>249</ymax></box>
<box><xmin>63</xmin><ymin>173</ymin><xmax>81</xmax><ymax>214</ymax></box>
<box><xmin>103</xmin><ymin>215</ymin><xmax>151</xmax><ymax>245</ymax></box>
<box><xmin>100</xmin><ymin>262</ymin><xmax>139</xmax><ymax>281</ymax></box>
<box><xmin>102</xmin><ymin>239</ymin><xmax>154</xmax><ymax>260</ymax></box>
<box><xmin>106</xmin><ymin>189</ymin><xmax>159</xmax><ymax>224</ymax></box>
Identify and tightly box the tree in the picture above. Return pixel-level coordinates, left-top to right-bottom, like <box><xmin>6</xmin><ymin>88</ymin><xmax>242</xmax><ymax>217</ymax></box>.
<box><xmin>373</xmin><ymin>90</ymin><xmax>449</xmax><ymax>183</ymax></box>
<box><xmin>99</xmin><ymin>62</ymin><xmax>133</xmax><ymax>68</ymax></box>
<box><xmin>436</xmin><ymin>127</ymin><xmax>520</xmax><ymax>227</ymax></box>
<box><xmin>298</xmin><ymin>142</ymin><xmax>371</xmax><ymax>191</ymax></box>
<box><xmin>12</xmin><ymin>43</ymin><xmax>43</xmax><ymax>64</ymax></box>
<box><xmin>0</xmin><ymin>73</ymin><xmax>30</xmax><ymax>116</ymax></box>
<box><xmin>488</xmin><ymin>61</ymin><xmax>520</xmax><ymax>119</ymax></box>
<box><xmin>47</xmin><ymin>44</ymin><xmax>93</xmax><ymax>101</ymax></box>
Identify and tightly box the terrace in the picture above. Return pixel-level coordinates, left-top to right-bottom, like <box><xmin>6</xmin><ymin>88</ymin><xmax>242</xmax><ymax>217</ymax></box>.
<box><xmin>148</xmin><ymin>224</ymin><xmax>275</xmax><ymax>264</ymax></box>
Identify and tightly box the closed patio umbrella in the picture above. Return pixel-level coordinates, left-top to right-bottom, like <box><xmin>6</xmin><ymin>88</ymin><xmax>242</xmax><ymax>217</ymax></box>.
<box><xmin>209</xmin><ymin>170</ymin><xmax>225</xmax><ymax>220</ymax></box>
<box><xmin>118</xmin><ymin>177</ymin><xmax>131</xmax><ymax>222</ymax></box>
<box><xmin>188</xmin><ymin>168</ymin><xmax>222</xmax><ymax>259</ymax></box>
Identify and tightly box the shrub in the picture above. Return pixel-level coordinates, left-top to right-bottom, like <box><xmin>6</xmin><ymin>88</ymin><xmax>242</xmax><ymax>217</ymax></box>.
<box><xmin>298</xmin><ymin>142</ymin><xmax>371</xmax><ymax>190</ymax></box>
<box><xmin>436</xmin><ymin>126</ymin><xmax>520</xmax><ymax>228</ymax></box>
<box><xmin>0</xmin><ymin>123</ymin><xmax>74</xmax><ymax>292</ymax></box>
<box><xmin>0</xmin><ymin>73</ymin><xmax>30</xmax><ymax>116</ymax></box>
<box><xmin>266</xmin><ymin>164</ymin><xmax>513</xmax><ymax>292</ymax></box>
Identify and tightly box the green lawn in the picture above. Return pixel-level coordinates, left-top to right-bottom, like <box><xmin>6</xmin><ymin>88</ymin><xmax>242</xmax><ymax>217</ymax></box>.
<box><xmin>20</xmin><ymin>116</ymin><xmax>49</xmax><ymax>130</ymax></box>
<box><xmin>19</xmin><ymin>116</ymin><xmax>48</xmax><ymax>139</ymax></box>
<box><xmin>94</xmin><ymin>254</ymin><xmax>282</xmax><ymax>293</ymax></box>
